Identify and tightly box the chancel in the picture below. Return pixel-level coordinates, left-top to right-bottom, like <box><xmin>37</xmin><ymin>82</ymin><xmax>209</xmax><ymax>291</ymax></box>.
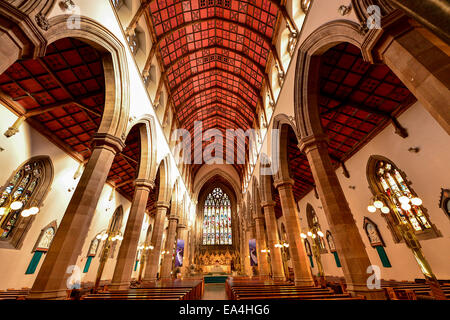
<box><xmin>0</xmin><ymin>0</ymin><xmax>449</xmax><ymax>303</ymax></box>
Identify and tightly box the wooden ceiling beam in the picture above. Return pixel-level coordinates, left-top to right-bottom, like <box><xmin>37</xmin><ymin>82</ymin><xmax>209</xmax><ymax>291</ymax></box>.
<box><xmin>162</xmin><ymin>44</ymin><xmax>266</xmax><ymax>75</ymax></box>
<box><xmin>170</xmin><ymin>66</ymin><xmax>260</xmax><ymax>97</ymax></box>
<box><xmin>175</xmin><ymin>85</ymin><xmax>256</xmax><ymax>117</ymax></box>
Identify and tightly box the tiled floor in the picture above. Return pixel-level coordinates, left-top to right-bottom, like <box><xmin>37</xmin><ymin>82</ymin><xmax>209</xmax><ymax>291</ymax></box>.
<box><xmin>202</xmin><ymin>283</ymin><xmax>229</xmax><ymax>300</ymax></box>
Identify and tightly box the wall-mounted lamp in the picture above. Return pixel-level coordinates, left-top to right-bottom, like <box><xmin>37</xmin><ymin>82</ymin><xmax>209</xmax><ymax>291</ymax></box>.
<box><xmin>338</xmin><ymin>4</ymin><xmax>352</xmax><ymax>16</ymax></box>
<box><xmin>408</xmin><ymin>147</ymin><xmax>420</xmax><ymax>153</ymax></box>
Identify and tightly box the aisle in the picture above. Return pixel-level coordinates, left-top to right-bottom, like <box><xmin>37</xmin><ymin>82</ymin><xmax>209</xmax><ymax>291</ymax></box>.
<box><xmin>201</xmin><ymin>283</ymin><xmax>229</xmax><ymax>300</ymax></box>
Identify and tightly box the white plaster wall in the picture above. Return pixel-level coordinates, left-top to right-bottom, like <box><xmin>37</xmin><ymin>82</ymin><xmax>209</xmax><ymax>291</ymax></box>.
<box><xmin>296</xmin><ymin>101</ymin><xmax>450</xmax><ymax>281</ymax></box>
<box><xmin>0</xmin><ymin>105</ymin><xmax>133</xmax><ymax>290</ymax></box>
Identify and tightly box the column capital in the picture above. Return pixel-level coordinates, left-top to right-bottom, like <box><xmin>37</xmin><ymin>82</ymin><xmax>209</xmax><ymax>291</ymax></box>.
<box><xmin>156</xmin><ymin>201</ymin><xmax>170</xmax><ymax>210</ymax></box>
<box><xmin>177</xmin><ymin>223</ymin><xmax>186</xmax><ymax>229</ymax></box>
<box><xmin>254</xmin><ymin>215</ymin><xmax>265</xmax><ymax>222</ymax></box>
<box><xmin>92</xmin><ymin>133</ymin><xmax>126</xmax><ymax>154</ymax></box>
<box><xmin>134</xmin><ymin>178</ymin><xmax>155</xmax><ymax>190</ymax></box>
<box><xmin>261</xmin><ymin>200</ymin><xmax>276</xmax><ymax>208</ymax></box>
<box><xmin>298</xmin><ymin>133</ymin><xmax>329</xmax><ymax>154</ymax></box>
<box><xmin>273</xmin><ymin>178</ymin><xmax>295</xmax><ymax>189</ymax></box>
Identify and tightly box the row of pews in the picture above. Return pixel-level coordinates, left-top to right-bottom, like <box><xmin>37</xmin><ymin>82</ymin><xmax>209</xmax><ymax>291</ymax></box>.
<box><xmin>318</xmin><ymin>276</ymin><xmax>450</xmax><ymax>300</ymax></box>
<box><xmin>0</xmin><ymin>288</ymin><xmax>30</xmax><ymax>300</ymax></box>
<box><xmin>80</xmin><ymin>279</ymin><xmax>204</xmax><ymax>301</ymax></box>
<box><xmin>226</xmin><ymin>277</ymin><xmax>365</xmax><ymax>300</ymax></box>
<box><xmin>382</xmin><ymin>281</ymin><xmax>450</xmax><ymax>300</ymax></box>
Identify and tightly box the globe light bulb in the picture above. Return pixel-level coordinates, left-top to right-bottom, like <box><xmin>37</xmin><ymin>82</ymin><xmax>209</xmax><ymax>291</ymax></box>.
<box><xmin>21</xmin><ymin>209</ymin><xmax>30</xmax><ymax>217</ymax></box>
<box><xmin>411</xmin><ymin>197</ymin><xmax>422</xmax><ymax>206</ymax></box>
<box><xmin>28</xmin><ymin>207</ymin><xmax>39</xmax><ymax>215</ymax></box>
<box><xmin>307</xmin><ymin>231</ymin><xmax>313</xmax><ymax>237</ymax></box>
<box><xmin>401</xmin><ymin>203</ymin><xmax>411</xmax><ymax>211</ymax></box>
<box><xmin>96</xmin><ymin>234</ymin><xmax>102</xmax><ymax>240</ymax></box>
<box><xmin>381</xmin><ymin>206</ymin><xmax>390</xmax><ymax>214</ymax></box>
<box><xmin>367</xmin><ymin>205</ymin><xmax>376</xmax><ymax>213</ymax></box>
<box><xmin>10</xmin><ymin>201</ymin><xmax>23</xmax><ymax>211</ymax></box>
<box><xmin>317</xmin><ymin>231</ymin><xmax>324</xmax><ymax>237</ymax></box>
<box><xmin>300</xmin><ymin>233</ymin><xmax>307</xmax><ymax>239</ymax></box>
<box><xmin>0</xmin><ymin>208</ymin><xmax>6</xmax><ymax>216</ymax></box>
<box><xmin>399</xmin><ymin>196</ymin><xmax>410</xmax><ymax>204</ymax></box>
<box><xmin>101</xmin><ymin>234</ymin><xmax>108</xmax><ymax>241</ymax></box>
<box><xmin>373</xmin><ymin>200</ymin><xmax>383</xmax><ymax>209</ymax></box>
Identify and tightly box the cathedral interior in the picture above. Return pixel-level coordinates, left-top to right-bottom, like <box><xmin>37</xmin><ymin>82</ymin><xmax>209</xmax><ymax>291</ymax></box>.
<box><xmin>0</xmin><ymin>0</ymin><xmax>449</xmax><ymax>302</ymax></box>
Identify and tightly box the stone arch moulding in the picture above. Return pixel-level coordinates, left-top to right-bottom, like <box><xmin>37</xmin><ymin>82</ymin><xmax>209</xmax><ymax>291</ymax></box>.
<box><xmin>294</xmin><ymin>20</ymin><xmax>365</xmax><ymax>140</ymax></box>
<box><xmin>192</xmin><ymin>169</ymin><xmax>242</xmax><ymax>205</ymax></box>
<box><xmin>5</xmin><ymin>0</ymin><xmax>57</xmax><ymax>17</ymax></box>
<box><xmin>196</xmin><ymin>179</ymin><xmax>238</xmax><ymax>250</ymax></box>
<box><xmin>155</xmin><ymin>155</ymin><xmax>172</xmax><ymax>204</ymax></box>
<box><xmin>126</xmin><ymin>114</ymin><xmax>158</xmax><ymax>186</ymax></box>
<box><xmin>272</xmin><ymin>113</ymin><xmax>301</xmax><ymax>182</ymax></box>
<box><xmin>259</xmin><ymin>153</ymin><xmax>275</xmax><ymax>203</ymax></box>
<box><xmin>45</xmin><ymin>15</ymin><xmax>130</xmax><ymax>142</ymax></box>
<box><xmin>0</xmin><ymin>155</ymin><xmax>54</xmax><ymax>250</ymax></box>
<box><xmin>366</xmin><ymin>154</ymin><xmax>442</xmax><ymax>243</ymax></box>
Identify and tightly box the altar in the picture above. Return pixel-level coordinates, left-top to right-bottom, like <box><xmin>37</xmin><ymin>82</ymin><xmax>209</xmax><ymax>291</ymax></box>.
<box><xmin>202</xmin><ymin>263</ymin><xmax>230</xmax><ymax>274</ymax></box>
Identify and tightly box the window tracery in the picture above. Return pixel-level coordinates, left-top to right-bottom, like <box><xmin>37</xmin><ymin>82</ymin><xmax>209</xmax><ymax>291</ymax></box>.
<box><xmin>202</xmin><ymin>187</ymin><xmax>232</xmax><ymax>245</ymax></box>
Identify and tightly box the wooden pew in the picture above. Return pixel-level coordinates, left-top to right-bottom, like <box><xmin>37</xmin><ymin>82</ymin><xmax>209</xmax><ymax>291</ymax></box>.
<box><xmin>0</xmin><ymin>288</ymin><xmax>30</xmax><ymax>300</ymax></box>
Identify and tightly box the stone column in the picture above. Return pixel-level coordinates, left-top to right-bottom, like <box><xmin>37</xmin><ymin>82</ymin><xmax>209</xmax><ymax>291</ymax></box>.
<box><xmin>110</xmin><ymin>179</ymin><xmax>154</xmax><ymax>289</ymax></box>
<box><xmin>239</xmin><ymin>222</ymin><xmax>246</xmax><ymax>274</ymax></box>
<box><xmin>243</xmin><ymin>224</ymin><xmax>252</xmax><ymax>276</ymax></box>
<box><xmin>369</xmin><ymin>19</ymin><xmax>450</xmax><ymax>135</ymax></box>
<box><xmin>300</xmin><ymin>135</ymin><xmax>385</xmax><ymax>299</ymax></box>
<box><xmin>262</xmin><ymin>201</ymin><xmax>285</xmax><ymax>280</ymax></box>
<box><xmin>274</xmin><ymin>178</ymin><xmax>314</xmax><ymax>286</ymax></box>
<box><xmin>28</xmin><ymin>134</ymin><xmax>124</xmax><ymax>299</ymax></box>
<box><xmin>143</xmin><ymin>201</ymin><xmax>169</xmax><ymax>281</ymax></box>
<box><xmin>160</xmin><ymin>216</ymin><xmax>178</xmax><ymax>279</ymax></box>
<box><xmin>254</xmin><ymin>216</ymin><xmax>270</xmax><ymax>278</ymax></box>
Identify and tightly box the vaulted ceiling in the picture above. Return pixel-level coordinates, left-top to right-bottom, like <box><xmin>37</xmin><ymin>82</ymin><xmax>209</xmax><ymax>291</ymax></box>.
<box><xmin>145</xmin><ymin>0</ymin><xmax>281</xmax><ymax>180</ymax></box>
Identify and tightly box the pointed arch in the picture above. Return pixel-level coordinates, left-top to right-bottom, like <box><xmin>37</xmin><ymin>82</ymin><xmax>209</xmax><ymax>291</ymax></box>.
<box><xmin>0</xmin><ymin>155</ymin><xmax>53</xmax><ymax>249</ymax></box>
<box><xmin>272</xmin><ymin>113</ymin><xmax>300</xmax><ymax>182</ymax></box>
<box><xmin>294</xmin><ymin>20</ymin><xmax>364</xmax><ymax>139</ymax></box>
<box><xmin>155</xmin><ymin>155</ymin><xmax>172</xmax><ymax>204</ymax></box>
<box><xmin>126</xmin><ymin>114</ymin><xmax>158</xmax><ymax>186</ymax></box>
<box><xmin>366</xmin><ymin>155</ymin><xmax>441</xmax><ymax>242</ymax></box>
<box><xmin>45</xmin><ymin>15</ymin><xmax>130</xmax><ymax>141</ymax></box>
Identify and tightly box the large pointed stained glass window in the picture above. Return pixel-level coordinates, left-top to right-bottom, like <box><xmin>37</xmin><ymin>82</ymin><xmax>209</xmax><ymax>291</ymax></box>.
<box><xmin>202</xmin><ymin>187</ymin><xmax>232</xmax><ymax>245</ymax></box>
<box><xmin>375</xmin><ymin>160</ymin><xmax>431</xmax><ymax>232</ymax></box>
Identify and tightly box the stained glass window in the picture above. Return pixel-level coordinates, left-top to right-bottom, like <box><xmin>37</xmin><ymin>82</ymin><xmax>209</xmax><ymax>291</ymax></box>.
<box><xmin>375</xmin><ymin>160</ymin><xmax>431</xmax><ymax>232</ymax></box>
<box><xmin>202</xmin><ymin>187</ymin><xmax>232</xmax><ymax>245</ymax></box>
<box><xmin>0</xmin><ymin>160</ymin><xmax>44</xmax><ymax>239</ymax></box>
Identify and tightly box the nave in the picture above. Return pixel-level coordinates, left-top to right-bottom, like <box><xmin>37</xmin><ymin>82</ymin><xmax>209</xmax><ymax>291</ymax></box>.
<box><xmin>0</xmin><ymin>0</ymin><xmax>449</xmax><ymax>303</ymax></box>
